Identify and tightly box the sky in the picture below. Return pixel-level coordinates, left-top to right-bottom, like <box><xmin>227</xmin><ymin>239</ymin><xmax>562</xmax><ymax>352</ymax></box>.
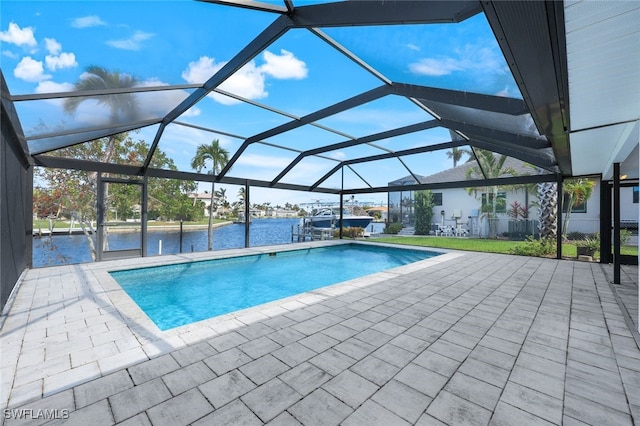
<box><xmin>1</xmin><ymin>0</ymin><xmax>520</xmax><ymax>207</ymax></box>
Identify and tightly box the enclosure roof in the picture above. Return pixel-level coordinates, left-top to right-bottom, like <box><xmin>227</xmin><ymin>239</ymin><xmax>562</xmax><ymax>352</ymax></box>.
<box><xmin>1</xmin><ymin>1</ymin><xmax>638</xmax><ymax>196</ymax></box>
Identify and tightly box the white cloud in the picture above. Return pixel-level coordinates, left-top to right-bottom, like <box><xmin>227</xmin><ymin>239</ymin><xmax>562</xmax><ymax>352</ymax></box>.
<box><xmin>218</xmin><ymin>61</ymin><xmax>266</xmax><ymax>104</ymax></box>
<box><xmin>406</xmin><ymin>43</ymin><xmax>420</xmax><ymax>51</ymax></box>
<box><xmin>71</xmin><ymin>15</ymin><xmax>106</xmax><ymax>28</ymax></box>
<box><xmin>409</xmin><ymin>57</ymin><xmax>464</xmax><ymax>77</ymax></box>
<box><xmin>181</xmin><ymin>106</ymin><xmax>201</xmax><ymax>118</ymax></box>
<box><xmin>14</xmin><ymin>56</ymin><xmax>51</xmax><ymax>82</ymax></box>
<box><xmin>2</xmin><ymin>50</ymin><xmax>19</xmax><ymax>59</ymax></box>
<box><xmin>260</xmin><ymin>49</ymin><xmax>308</xmax><ymax>80</ymax></box>
<box><xmin>67</xmin><ymin>99</ymin><xmax>112</xmax><ymax>126</ymax></box>
<box><xmin>35</xmin><ymin>80</ymin><xmax>74</xmax><ymax>93</ymax></box>
<box><xmin>106</xmin><ymin>30</ymin><xmax>155</xmax><ymax>50</ymax></box>
<box><xmin>44</xmin><ymin>38</ymin><xmax>61</xmax><ymax>55</ymax></box>
<box><xmin>33</xmin><ymin>80</ymin><xmax>75</xmax><ymax>107</ymax></box>
<box><xmin>181</xmin><ymin>56</ymin><xmax>267</xmax><ymax>105</ymax></box>
<box><xmin>329</xmin><ymin>151</ymin><xmax>346</xmax><ymax>160</ymax></box>
<box><xmin>45</xmin><ymin>52</ymin><xmax>78</xmax><ymax>71</ymax></box>
<box><xmin>409</xmin><ymin>44</ymin><xmax>506</xmax><ymax>78</ymax></box>
<box><xmin>182</xmin><ymin>50</ymin><xmax>307</xmax><ymax>105</ymax></box>
<box><xmin>134</xmin><ymin>78</ymin><xmax>194</xmax><ymax>119</ymax></box>
<box><xmin>495</xmin><ymin>87</ymin><xmax>511</xmax><ymax>97</ymax></box>
<box><xmin>276</xmin><ymin>158</ymin><xmax>338</xmax><ymax>186</ymax></box>
<box><xmin>181</xmin><ymin>56</ymin><xmax>219</xmax><ymax>84</ymax></box>
<box><xmin>236</xmin><ymin>153</ymin><xmax>291</xmax><ymax>169</ymax></box>
<box><xmin>0</xmin><ymin>22</ymin><xmax>37</xmax><ymax>48</ymax></box>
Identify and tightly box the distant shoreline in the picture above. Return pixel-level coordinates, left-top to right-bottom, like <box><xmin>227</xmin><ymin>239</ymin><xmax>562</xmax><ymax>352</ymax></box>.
<box><xmin>33</xmin><ymin>221</ymin><xmax>234</xmax><ymax>236</ymax></box>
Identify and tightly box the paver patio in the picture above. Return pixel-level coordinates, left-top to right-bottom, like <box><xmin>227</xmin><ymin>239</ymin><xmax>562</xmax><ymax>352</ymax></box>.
<box><xmin>1</xmin><ymin>241</ymin><xmax>638</xmax><ymax>425</ymax></box>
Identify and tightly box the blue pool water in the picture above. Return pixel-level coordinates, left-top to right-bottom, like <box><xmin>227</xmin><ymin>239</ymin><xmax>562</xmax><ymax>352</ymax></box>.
<box><xmin>110</xmin><ymin>244</ymin><xmax>440</xmax><ymax>330</ymax></box>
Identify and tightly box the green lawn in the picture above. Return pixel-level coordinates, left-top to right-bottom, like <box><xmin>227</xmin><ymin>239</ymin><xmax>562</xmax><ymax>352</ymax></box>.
<box><xmin>380</xmin><ymin>236</ymin><xmax>525</xmax><ymax>253</ymax></box>
<box><xmin>374</xmin><ymin>236</ymin><xmax>638</xmax><ymax>258</ymax></box>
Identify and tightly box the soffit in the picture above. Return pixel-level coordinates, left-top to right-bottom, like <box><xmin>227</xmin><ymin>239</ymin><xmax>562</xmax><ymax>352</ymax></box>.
<box><xmin>565</xmin><ymin>0</ymin><xmax>640</xmax><ymax>179</ymax></box>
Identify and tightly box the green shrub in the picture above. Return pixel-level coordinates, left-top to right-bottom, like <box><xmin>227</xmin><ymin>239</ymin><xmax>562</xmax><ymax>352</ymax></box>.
<box><xmin>414</xmin><ymin>190</ymin><xmax>434</xmax><ymax>235</ymax></box>
<box><xmin>334</xmin><ymin>227</ymin><xmax>365</xmax><ymax>238</ymax></box>
<box><xmin>384</xmin><ymin>222</ymin><xmax>403</xmax><ymax>234</ymax></box>
<box><xmin>620</xmin><ymin>229</ymin><xmax>631</xmax><ymax>246</ymax></box>
<box><xmin>575</xmin><ymin>233</ymin><xmax>600</xmax><ymax>257</ymax></box>
<box><xmin>509</xmin><ymin>236</ymin><xmax>556</xmax><ymax>257</ymax></box>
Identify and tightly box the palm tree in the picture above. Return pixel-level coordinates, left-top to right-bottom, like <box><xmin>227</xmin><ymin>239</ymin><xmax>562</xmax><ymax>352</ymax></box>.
<box><xmin>537</xmin><ymin>180</ymin><xmax>558</xmax><ymax>240</ymax></box>
<box><xmin>190</xmin><ymin>139</ymin><xmax>230</xmax><ymax>250</ymax></box>
<box><xmin>447</xmin><ymin>130</ymin><xmax>471</xmax><ymax>167</ymax></box>
<box><xmin>63</xmin><ymin>66</ymin><xmax>139</xmax><ymax>259</ymax></box>
<box><xmin>466</xmin><ymin>149</ymin><xmax>517</xmax><ymax>238</ymax></box>
<box><xmin>64</xmin><ymin>66</ymin><xmax>139</xmax><ymax>164</ymax></box>
<box><xmin>446</xmin><ymin>147</ymin><xmax>471</xmax><ymax>168</ymax></box>
<box><xmin>237</xmin><ymin>187</ymin><xmax>246</xmax><ymax>208</ymax></box>
<box><xmin>562</xmin><ymin>178</ymin><xmax>595</xmax><ymax>236</ymax></box>
<box><xmin>215</xmin><ymin>187</ymin><xmax>229</xmax><ymax>216</ymax></box>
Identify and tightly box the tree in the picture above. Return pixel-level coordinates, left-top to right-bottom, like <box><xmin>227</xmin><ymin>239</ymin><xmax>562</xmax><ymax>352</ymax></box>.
<box><xmin>215</xmin><ymin>187</ymin><xmax>230</xmax><ymax>217</ymax></box>
<box><xmin>414</xmin><ymin>190</ymin><xmax>435</xmax><ymax>235</ymax></box>
<box><xmin>190</xmin><ymin>139</ymin><xmax>230</xmax><ymax>250</ymax></box>
<box><xmin>35</xmin><ymin>133</ymin><xmax>184</xmax><ymax>259</ymax></box>
<box><xmin>446</xmin><ymin>130</ymin><xmax>471</xmax><ymax>167</ymax></box>
<box><xmin>64</xmin><ymin>66</ymin><xmax>140</xmax><ymax>165</ymax></box>
<box><xmin>446</xmin><ymin>147</ymin><xmax>471</xmax><ymax>167</ymax></box>
<box><xmin>466</xmin><ymin>149</ymin><xmax>517</xmax><ymax>238</ymax></box>
<box><xmin>63</xmin><ymin>66</ymin><xmax>140</xmax><ymax>254</ymax></box>
<box><xmin>537</xmin><ymin>181</ymin><xmax>558</xmax><ymax>240</ymax></box>
<box><xmin>237</xmin><ymin>187</ymin><xmax>246</xmax><ymax>208</ymax></box>
<box><xmin>562</xmin><ymin>178</ymin><xmax>595</xmax><ymax>236</ymax></box>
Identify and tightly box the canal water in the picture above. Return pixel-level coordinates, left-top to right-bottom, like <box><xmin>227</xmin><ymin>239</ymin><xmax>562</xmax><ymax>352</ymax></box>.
<box><xmin>33</xmin><ymin>218</ymin><xmax>386</xmax><ymax>268</ymax></box>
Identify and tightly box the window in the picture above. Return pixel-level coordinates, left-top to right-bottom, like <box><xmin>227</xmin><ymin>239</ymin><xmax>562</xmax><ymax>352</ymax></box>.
<box><xmin>634</xmin><ymin>187</ymin><xmax>639</xmax><ymax>204</ymax></box>
<box><xmin>562</xmin><ymin>193</ymin><xmax>587</xmax><ymax>213</ymax></box>
<box><xmin>481</xmin><ymin>192</ymin><xmax>506</xmax><ymax>213</ymax></box>
<box><xmin>433</xmin><ymin>192</ymin><xmax>443</xmax><ymax>206</ymax></box>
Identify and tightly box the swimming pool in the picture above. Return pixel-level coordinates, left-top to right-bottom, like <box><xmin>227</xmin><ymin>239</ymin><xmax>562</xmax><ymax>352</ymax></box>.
<box><xmin>110</xmin><ymin>243</ymin><xmax>440</xmax><ymax>330</ymax></box>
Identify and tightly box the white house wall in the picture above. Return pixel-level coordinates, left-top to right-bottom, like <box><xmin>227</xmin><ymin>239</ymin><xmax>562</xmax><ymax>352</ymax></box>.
<box><xmin>564</xmin><ymin>181</ymin><xmax>601</xmax><ymax>236</ymax></box>
<box><xmin>620</xmin><ymin>186</ymin><xmax>637</xmax><ymax>220</ymax></box>
<box><xmin>435</xmin><ymin>187</ymin><xmax>535</xmax><ymax>238</ymax></box>
<box><xmin>429</xmin><ymin>180</ymin><xmax>637</xmax><ymax>239</ymax></box>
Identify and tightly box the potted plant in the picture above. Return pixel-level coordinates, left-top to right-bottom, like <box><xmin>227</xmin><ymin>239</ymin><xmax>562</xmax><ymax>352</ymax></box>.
<box><xmin>576</xmin><ymin>234</ymin><xmax>600</xmax><ymax>257</ymax></box>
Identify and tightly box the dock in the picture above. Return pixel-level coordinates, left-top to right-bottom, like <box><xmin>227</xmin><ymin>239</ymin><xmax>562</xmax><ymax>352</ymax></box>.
<box><xmin>291</xmin><ymin>224</ymin><xmax>334</xmax><ymax>242</ymax></box>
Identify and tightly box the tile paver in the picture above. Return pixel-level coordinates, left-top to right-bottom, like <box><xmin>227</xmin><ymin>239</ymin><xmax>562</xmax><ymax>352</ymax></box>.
<box><xmin>73</xmin><ymin>369</ymin><xmax>134</xmax><ymax>409</ymax></box>
<box><xmin>109</xmin><ymin>378</ymin><xmax>172</xmax><ymax>423</ymax></box>
<box><xmin>239</xmin><ymin>354</ymin><xmax>290</xmax><ymax>385</ymax></box>
<box><xmin>0</xmin><ymin>244</ymin><xmax>638</xmax><ymax>425</ymax></box>
<box><xmin>198</xmin><ymin>370</ymin><xmax>255</xmax><ymax>409</ymax></box>
<box><xmin>499</xmin><ymin>381</ymin><xmax>563</xmax><ymax>425</ymax></box>
<box><xmin>288</xmin><ymin>388</ymin><xmax>352</xmax><ymax>426</ymax></box>
<box><xmin>240</xmin><ymin>378</ymin><xmax>301</xmax><ymax>422</ymax></box>
<box><xmin>145</xmin><ymin>388</ymin><xmax>212</xmax><ymax>426</ymax></box>
<box><xmin>278</xmin><ymin>362</ymin><xmax>331</xmax><ymax>396</ymax></box>
<box><xmin>427</xmin><ymin>389</ymin><xmax>493</xmax><ymax>426</ymax></box>
<box><xmin>191</xmin><ymin>399</ymin><xmax>261</xmax><ymax>426</ymax></box>
<box><xmin>321</xmin><ymin>370</ymin><xmax>378</xmax><ymax>409</ymax></box>
<box><xmin>343</xmin><ymin>400</ymin><xmax>410</xmax><ymax>426</ymax></box>
<box><xmin>161</xmin><ymin>361</ymin><xmax>216</xmax><ymax>396</ymax></box>
<box><xmin>371</xmin><ymin>379</ymin><xmax>431</xmax><ymax>423</ymax></box>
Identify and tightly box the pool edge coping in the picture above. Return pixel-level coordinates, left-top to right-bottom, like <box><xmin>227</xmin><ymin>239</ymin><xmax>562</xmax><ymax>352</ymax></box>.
<box><xmin>1</xmin><ymin>240</ymin><xmax>463</xmax><ymax>408</ymax></box>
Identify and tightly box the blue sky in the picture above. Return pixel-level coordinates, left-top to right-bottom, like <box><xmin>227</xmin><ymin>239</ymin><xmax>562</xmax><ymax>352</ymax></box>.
<box><xmin>1</xmin><ymin>1</ymin><xmax>519</xmax><ymax>207</ymax></box>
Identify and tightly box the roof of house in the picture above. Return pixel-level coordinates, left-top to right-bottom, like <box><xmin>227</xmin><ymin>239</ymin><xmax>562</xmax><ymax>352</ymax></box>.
<box><xmin>388</xmin><ymin>156</ymin><xmax>540</xmax><ymax>187</ymax></box>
